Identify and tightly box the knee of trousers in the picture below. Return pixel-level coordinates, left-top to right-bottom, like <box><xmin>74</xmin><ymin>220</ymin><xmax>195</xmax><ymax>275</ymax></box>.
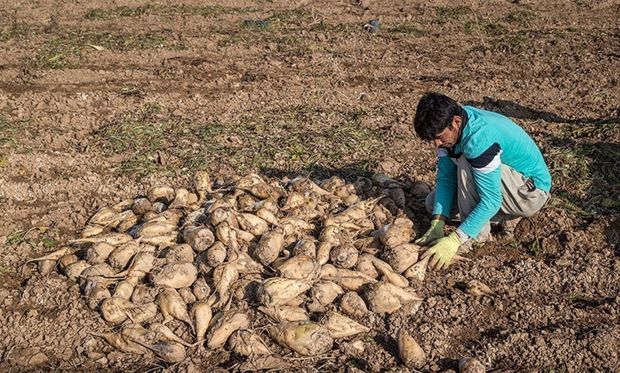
<box><xmin>425</xmin><ymin>190</ymin><xmax>435</xmax><ymax>215</ymax></box>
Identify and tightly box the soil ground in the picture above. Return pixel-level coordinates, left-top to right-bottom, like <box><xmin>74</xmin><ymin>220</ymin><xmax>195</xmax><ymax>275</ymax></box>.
<box><xmin>1</xmin><ymin>0</ymin><xmax>619</xmax><ymax>371</ymax></box>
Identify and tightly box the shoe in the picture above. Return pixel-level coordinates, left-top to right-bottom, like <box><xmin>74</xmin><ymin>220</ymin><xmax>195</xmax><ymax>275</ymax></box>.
<box><xmin>500</xmin><ymin>217</ymin><xmax>522</xmax><ymax>239</ymax></box>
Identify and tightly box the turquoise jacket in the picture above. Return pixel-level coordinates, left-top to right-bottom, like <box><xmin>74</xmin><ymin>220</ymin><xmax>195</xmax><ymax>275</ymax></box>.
<box><xmin>432</xmin><ymin>106</ymin><xmax>552</xmax><ymax>238</ymax></box>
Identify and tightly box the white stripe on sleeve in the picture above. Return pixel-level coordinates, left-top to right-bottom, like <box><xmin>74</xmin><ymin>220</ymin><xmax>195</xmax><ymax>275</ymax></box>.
<box><xmin>473</xmin><ymin>152</ymin><xmax>501</xmax><ymax>173</ymax></box>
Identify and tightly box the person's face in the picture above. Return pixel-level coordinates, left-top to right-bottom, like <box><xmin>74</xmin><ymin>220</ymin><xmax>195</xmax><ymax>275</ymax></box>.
<box><xmin>432</xmin><ymin>115</ymin><xmax>462</xmax><ymax>148</ymax></box>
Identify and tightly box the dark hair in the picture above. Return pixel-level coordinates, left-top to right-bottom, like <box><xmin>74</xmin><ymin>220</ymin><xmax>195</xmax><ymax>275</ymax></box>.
<box><xmin>413</xmin><ymin>92</ymin><xmax>461</xmax><ymax>140</ymax></box>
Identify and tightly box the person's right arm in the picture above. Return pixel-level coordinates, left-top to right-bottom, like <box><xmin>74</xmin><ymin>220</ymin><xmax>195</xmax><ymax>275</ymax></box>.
<box><xmin>416</xmin><ymin>148</ymin><xmax>457</xmax><ymax>246</ymax></box>
<box><xmin>432</xmin><ymin>148</ymin><xmax>457</xmax><ymax>218</ymax></box>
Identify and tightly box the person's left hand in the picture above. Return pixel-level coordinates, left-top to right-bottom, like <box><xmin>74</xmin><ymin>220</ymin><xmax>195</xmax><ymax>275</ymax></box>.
<box><xmin>420</xmin><ymin>232</ymin><xmax>460</xmax><ymax>270</ymax></box>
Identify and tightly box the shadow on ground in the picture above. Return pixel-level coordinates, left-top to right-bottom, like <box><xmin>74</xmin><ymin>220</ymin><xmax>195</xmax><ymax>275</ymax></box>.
<box><xmin>465</xmin><ymin>97</ymin><xmax>620</xmax><ymax>125</ymax></box>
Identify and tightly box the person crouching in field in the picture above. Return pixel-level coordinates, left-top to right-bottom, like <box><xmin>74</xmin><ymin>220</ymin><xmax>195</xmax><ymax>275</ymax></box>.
<box><xmin>413</xmin><ymin>92</ymin><xmax>552</xmax><ymax>270</ymax></box>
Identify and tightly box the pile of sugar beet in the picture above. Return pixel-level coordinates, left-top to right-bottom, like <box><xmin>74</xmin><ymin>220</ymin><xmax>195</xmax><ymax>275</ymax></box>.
<box><xmin>28</xmin><ymin>171</ymin><xmax>475</xmax><ymax>370</ymax></box>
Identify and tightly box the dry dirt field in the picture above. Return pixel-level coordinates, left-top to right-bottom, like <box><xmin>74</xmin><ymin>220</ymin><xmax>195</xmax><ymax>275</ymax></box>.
<box><xmin>1</xmin><ymin>0</ymin><xmax>619</xmax><ymax>372</ymax></box>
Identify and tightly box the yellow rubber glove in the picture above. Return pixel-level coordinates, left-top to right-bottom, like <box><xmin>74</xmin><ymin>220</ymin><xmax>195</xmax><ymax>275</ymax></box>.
<box><xmin>420</xmin><ymin>232</ymin><xmax>460</xmax><ymax>270</ymax></box>
<box><xmin>414</xmin><ymin>219</ymin><xmax>445</xmax><ymax>246</ymax></box>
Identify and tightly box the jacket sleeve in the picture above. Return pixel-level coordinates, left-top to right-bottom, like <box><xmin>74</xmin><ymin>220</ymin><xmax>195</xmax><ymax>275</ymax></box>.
<box><xmin>432</xmin><ymin>148</ymin><xmax>457</xmax><ymax>217</ymax></box>
<box><xmin>458</xmin><ymin>143</ymin><xmax>503</xmax><ymax>238</ymax></box>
